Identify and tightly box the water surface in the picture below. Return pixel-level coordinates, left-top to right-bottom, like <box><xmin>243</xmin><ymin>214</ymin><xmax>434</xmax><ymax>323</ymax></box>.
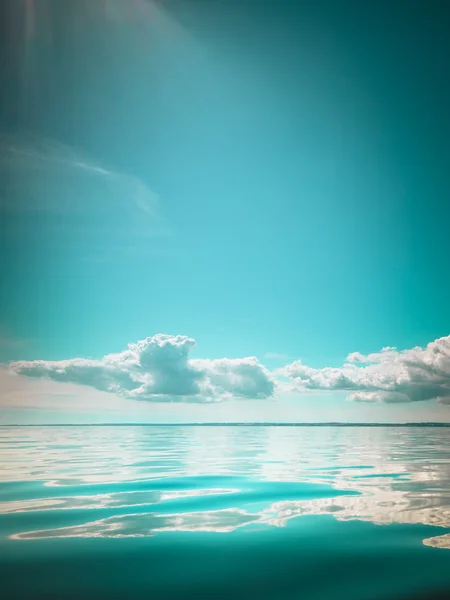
<box><xmin>2</xmin><ymin>425</ymin><xmax>450</xmax><ymax>599</ymax></box>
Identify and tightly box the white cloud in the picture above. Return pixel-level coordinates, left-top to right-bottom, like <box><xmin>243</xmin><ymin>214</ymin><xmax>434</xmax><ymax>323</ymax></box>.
<box><xmin>0</xmin><ymin>367</ymin><xmax>133</xmax><ymax>415</ymax></box>
<box><xmin>277</xmin><ymin>335</ymin><xmax>450</xmax><ymax>404</ymax></box>
<box><xmin>8</xmin><ymin>333</ymin><xmax>450</xmax><ymax>407</ymax></box>
<box><xmin>263</xmin><ymin>352</ymin><xmax>295</xmax><ymax>361</ymax></box>
<box><xmin>10</xmin><ymin>334</ymin><xmax>275</xmax><ymax>403</ymax></box>
<box><xmin>0</xmin><ymin>133</ymin><xmax>169</xmax><ymax>264</ymax></box>
<box><xmin>192</xmin><ymin>357</ymin><xmax>275</xmax><ymax>401</ymax></box>
<box><xmin>0</xmin><ymin>133</ymin><xmax>160</xmax><ymax>219</ymax></box>
<box><xmin>347</xmin><ymin>391</ymin><xmax>411</xmax><ymax>404</ymax></box>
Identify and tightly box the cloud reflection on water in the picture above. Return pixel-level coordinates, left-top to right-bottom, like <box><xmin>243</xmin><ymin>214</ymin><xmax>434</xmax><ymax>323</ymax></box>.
<box><xmin>2</xmin><ymin>425</ymin><xmax>450</xmax><ymax>546</ymax></box>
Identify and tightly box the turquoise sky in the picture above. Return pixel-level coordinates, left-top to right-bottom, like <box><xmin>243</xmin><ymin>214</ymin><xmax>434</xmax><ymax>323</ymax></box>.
<box><xmin>1</xmin><ymin>0</ymin><xmax>449</xmax><ymax>423</ymax></box>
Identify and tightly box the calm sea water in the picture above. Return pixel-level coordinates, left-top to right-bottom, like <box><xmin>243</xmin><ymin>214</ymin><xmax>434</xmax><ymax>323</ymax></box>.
<box><xmin>2</xmin><ymin>425</ymin><xmax>450</xmax><ymax>599</ymax></box>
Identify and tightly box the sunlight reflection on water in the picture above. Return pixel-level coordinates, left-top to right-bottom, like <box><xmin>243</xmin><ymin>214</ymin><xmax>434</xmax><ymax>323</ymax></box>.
<box><xmin>0</xmin><ymin>426</ymin><xmax>450</xmax><ymax>548</ymax></box>
<box><xmin>5</xmin><ymin>426</ymin><xmax>450</xmax><ymax>600</ymax></box>
<box><xmin>2</xmin><ymin>425</ymin><xmax>450</xmax><ymax>547</ymax></box>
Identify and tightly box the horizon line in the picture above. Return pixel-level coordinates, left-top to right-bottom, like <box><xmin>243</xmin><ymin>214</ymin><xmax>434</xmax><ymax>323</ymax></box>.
<box><xmin>1</xmin><ymin>422</ymin><xmax>450</xmax><ymax>427</ymax></box>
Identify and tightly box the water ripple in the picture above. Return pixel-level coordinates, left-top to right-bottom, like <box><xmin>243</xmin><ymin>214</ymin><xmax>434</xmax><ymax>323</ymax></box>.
<box><xmin>2</xmin><ymin>425</ymin><xmax>450</xmax><ymax>547</ymax></box>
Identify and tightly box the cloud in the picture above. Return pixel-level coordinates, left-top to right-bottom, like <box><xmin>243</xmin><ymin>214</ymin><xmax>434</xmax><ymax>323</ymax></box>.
<box><xmin>263</xmin><ymin>352</ymin><xmax>295</xmax><ymax>361</ymax></box>
<box><xmin>277</xmin><ymin>335</ymin><xmax>450</xmax><ymax>404</ymax></box>
<box><xmin>193</xmin><ymin>357</ymin><xmax>275</xmax><ymax>400</ymax></box>
<box><xmin>1</xmin><ymin>134</ymin><xmax>160</xmax><ymax>214</ymax></box>
<box><xmin>10</xmin><ymin>334</ymin><xmax>275</xmax><ymax>403</ymax></box>
<box><xmin>0</xmin><ymin>366</ymin><xmax>131</xmax><ymax>416</ymax></box>
<box><xmin>8</xmin><ymin>333</ymin><xmax>450</xmax><ymax>406</ymax></box>
<box><xmin>0</xmin><ymin>134</ymin><xmax>168</xmax><ymax>260</ymax></box>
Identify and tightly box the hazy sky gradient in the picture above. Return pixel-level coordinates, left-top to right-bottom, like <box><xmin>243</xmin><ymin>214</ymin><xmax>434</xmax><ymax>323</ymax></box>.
<box><xmin>1</xmin><ymin>0</ymin><xmax>449</xmax><ymax>423</ymax></box>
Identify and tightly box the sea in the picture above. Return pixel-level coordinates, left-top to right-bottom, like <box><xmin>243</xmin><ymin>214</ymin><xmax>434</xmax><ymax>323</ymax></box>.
<box><xmin>2</xmin><ymin>424</ymin><xmax>450</xmax><ymax>599</ymax></box>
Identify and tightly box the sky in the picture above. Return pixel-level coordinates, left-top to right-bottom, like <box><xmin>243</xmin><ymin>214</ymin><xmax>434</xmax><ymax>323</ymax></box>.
<box><xmin>0</xmin><ymin>0</ymin><xmax>449</xmax><ymax>424</ymax></box>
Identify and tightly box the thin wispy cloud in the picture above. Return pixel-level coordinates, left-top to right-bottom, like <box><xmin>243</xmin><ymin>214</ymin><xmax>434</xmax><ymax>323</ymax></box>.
<box><xmin>263</xmin><ymin>352</ymin><xmax>296</xmax><ymax>361</ymax></box>
<box><xmin>0</xmin><ymin>133</ymin><xmax>164</xmax><ymax>225</ymax></box>
<box><xmin>0</xmin><ymin>133</ymin><xmax>169</xmax><ymax>262</ymax></box>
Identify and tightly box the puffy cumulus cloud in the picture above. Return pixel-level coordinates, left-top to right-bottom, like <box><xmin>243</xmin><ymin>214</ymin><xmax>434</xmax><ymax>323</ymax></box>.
<box><xmin>10</xmin><ymin>334</ymin><xmax>274</xmax><ymax>403</ymax></box>
<box><xmin>193</xmin><ymin>357</ymin><xmax>275</xmax><ymax>401</ymax></box>
<box><xmin>347</xmin><ymin>391</ymin><xmax>412</xmax><ymax>404</ymax></box>
<box><xmin>346</xmin><ymin>347</ymin><xmax>398</xmax><ymax>364</ymax></box>
<box><xmin>277</xmin><ymin>335</ymin><xmax>450</xmax><ymax>404</ymax></box>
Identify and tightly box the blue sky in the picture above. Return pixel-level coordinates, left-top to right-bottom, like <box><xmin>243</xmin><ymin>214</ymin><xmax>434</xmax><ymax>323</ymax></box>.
<box><xmin>1</xmin><ymin>0</ymin><xmax>450</xmax><ymax>423</ymax></box>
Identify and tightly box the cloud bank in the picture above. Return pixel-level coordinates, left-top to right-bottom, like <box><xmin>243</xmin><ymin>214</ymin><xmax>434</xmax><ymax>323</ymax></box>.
<box><xmin>9</xmin><ymin>334</ymin><xmax>450</xmax><ymax>406</ymax></box>
<box><xmin>278</xmin><ymin>336</ymin><xmax>450</xmax><ymax>404</ymax></box>
<box><xmin>10</xmin><ymin>335</ymin><xmax>275</xmax><ymax>403</ymax></box>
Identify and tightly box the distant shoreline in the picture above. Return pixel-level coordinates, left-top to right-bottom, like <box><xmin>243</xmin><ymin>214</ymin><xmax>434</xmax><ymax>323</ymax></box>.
<box><xmin>2</xmin><ymin>422</ymin><xmax>450</xmax><ymax>427</ymax></box>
